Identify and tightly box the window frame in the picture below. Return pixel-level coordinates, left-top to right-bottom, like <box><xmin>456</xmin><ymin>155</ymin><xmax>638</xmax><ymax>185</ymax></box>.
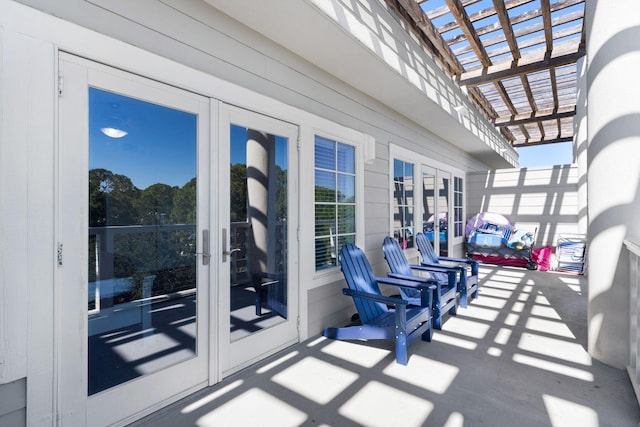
<box><xmin>303</xmin><ymin>126</ymin><xmax>367</xmax><ymax>286</ymax></box>
<box><xmin>389</xmin><ymin>144</ymin><xmax>466</xmax><ymax>254</ymax></box>
<box><xmin>313</xmin><ymin>135</ymin><xmax>357</xmax><ymax>272</ymax></box>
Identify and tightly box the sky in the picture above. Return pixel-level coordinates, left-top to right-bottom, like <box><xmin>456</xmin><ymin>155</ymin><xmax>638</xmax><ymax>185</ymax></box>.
<box><xmin>517</xmin><ymin>141</ymin><xmax>574</xmax><ymax>168</ymax></box>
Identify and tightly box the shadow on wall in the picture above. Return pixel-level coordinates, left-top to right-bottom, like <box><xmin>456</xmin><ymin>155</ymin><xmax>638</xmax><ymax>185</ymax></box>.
<box><xmin>466</xmin><ymin>164</ymin><xmax>579</xmax><ymax>248</ymax></box>
<box><xmin>584</xmin><ymin>0</ymin><xmax>640</xmax><ymax>368</ymax></box>
<box><xmin>323</xmin><ymin>0</ymin><xmax>511</xmax><ymax>159</ymax></box>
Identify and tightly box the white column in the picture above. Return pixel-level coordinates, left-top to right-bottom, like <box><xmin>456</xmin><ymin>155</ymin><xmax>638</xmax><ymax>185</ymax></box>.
<box><xmin>574</xmin><ymin>56</ymin><xmax>588</xmax><ymax>235</ymax></box>
<box><xmin>586</xmin><ymin>0</ymin><xmax>640</xmax><ymax>368</ymax></box>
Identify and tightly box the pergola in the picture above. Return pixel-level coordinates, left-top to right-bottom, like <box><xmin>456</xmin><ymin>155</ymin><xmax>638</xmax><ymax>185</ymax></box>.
<box><xmin>385</xmin><ymin>0</ymin><xmax>585</xmax><ymax>148</ymax></box>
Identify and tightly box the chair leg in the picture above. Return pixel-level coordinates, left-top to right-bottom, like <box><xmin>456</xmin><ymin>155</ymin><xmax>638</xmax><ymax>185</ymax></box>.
<box><xmin>434</xmin><ymin>311</ymin><xmax>443</xmax><ymax>330</ymax></box>
<box><xmin>459</xmin><ymin>288</ymin><xmax>468</xmax><ymax>308</ymax></box>
<box><xmin>395</xmin><ymin>331</ymin><xmax>408</xmax><ymax>365</ymax></box>
<box><xmin>472</xmin><ymin>283</ymin><xmax>480</xmax><ymax>299</ymax></box>
<box><xmin>421</xmin><ymin>322</ymin><xmax>432</xmax><ymax>342</ymax></box>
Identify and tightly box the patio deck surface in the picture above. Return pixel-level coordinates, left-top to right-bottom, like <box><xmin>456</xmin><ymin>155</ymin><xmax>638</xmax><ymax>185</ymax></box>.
<box><xmin>135</xmin><ymin>266</ymin><xmax>640</xmax><ymax>427</ymax></box>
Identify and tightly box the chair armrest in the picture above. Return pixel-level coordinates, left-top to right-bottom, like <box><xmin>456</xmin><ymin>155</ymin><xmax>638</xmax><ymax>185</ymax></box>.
<box><xmin>375</xmin><ymin>276</ymin><xmax>437</xmax><ymax>292</ymax></box>
<box><xmin>439</xmin><ymin>256</ymin><xmax>472</xmax><ymax>264</ymax></box>
<box><xmin>342</xmin><ymin>288</ymin><xmax>408</xmax><ymax>306</ymax></box>
<box><xmin>414</xmin><ymin>263</ymin><xmax>461</xmax><ymax>273</ymax></box>
<box><xmin>388</xmin><ymin>272</ymin><xmax>445</xmax><ymax>297</ymax></box>
<box><xmin>387</xmin><ymin>272</ymin><xmax>436</xmax><ymax>286</ymax></box>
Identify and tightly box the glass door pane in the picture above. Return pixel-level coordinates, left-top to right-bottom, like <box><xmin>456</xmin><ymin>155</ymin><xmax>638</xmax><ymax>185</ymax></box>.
<box><xmin>422</xmin><ymin>168</ymin><xmax>450</xmax><ymax>256</ymax></box>
<box><xmin>219</xmin><ymin>105</ymin><xmax>298</xmax><ymax>377</ymax></box>
<box><xmin>228</xmin><ymin>125</ymin><xmax>288</xmax><ymax>342</ymax></box>
<box><xmin>437</xmin><ymin>173</ymin><xmax>450</xmax><ymax>257</ymax></box>
<box><xmin>87</xmin><ymin>88</ymin><xmax>199</xmax><ymax>394</ymax></box>
<box><xmin>422</xmin><ymin>169</ymin><xmax>437</xmax><ymax>250</ymax></box>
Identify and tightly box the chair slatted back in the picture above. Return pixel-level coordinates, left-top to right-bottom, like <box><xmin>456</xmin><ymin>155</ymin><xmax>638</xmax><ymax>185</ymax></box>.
<box><xmin>415</xmin><ymin>232</ymin><xmax>439</xmax><ymax>264</ymax></box>
<box><xmin>339</xmin><ymin>243</ymin><xmax>389</xmax><ymax>323</ymax></box>
<box><xmin>382</xmin><ymin>236</ymin><xmax>420</xmax><ymax>299</ymax></box>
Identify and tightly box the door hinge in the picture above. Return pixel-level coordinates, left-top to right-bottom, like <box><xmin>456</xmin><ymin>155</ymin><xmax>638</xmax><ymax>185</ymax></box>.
<box><xmin>297</xmin><ymin>226</ymin><xmax>300</xmax><ymax>242</ymax></box>
<box><xmin>58</xmin><ymin>71</ymin><xmax>64</xmax><ymax>97</ymax></box>
<box><xmin>296</xmin><ymin>133</ymin><xmax>301</xmax><ymax>151</ymax></box>
<box><xmin>297</xmin><ymin>316</ymin><xmax>301</xmax><ymax>332</ymax></box>
<box><xmin>57</xmin><ymin>242</ymin><xmax>63</xmax><ymax>266</ymax></box>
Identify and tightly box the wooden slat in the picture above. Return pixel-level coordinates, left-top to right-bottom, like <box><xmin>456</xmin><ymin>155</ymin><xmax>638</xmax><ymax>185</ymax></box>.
<box><xmin>459</xmin><ymin>43</ymin><xmax>584</xmax><ymax>86</ymax></box>
<box><xmin>541</xmin><ymin>0</ymin><xmax>553</xmax><ymax>53</ymax></box>
<box><xmin>512</xmin><ymin>136</ymin><xmax>574</xmax><ymax>147</ymax></box>
<box><xmin>436</xmin><ymin>0</ymin><xmax>535</xmax><ymax>34</ymax></box>
<box><xmin>495</xmin><ymin>81</ymin><xmax>517</xmax><ymax>115</ymax></box>
<box><xmin>549</xmin><ymin>66</ymin><xmax>559</xmax><ymax>111</ymax></box>
<box><xmin>445</xmin><ymin>0</ymin><xmax>492</xmax><ymax>66</ymax></box>
<box><xmin>494</xmin><ymin>106</ymin><xmax>576</xmax><ymax>126</ymax></box>
<box><xmin>445</xmin><ymin>6</ymin><xmax>584</xmax><ymax>45</ymax></box>
<box><xmin>456</xmin><ymin>23</ymin><xmax>583</xmax><ymax>61</ymax></box>
<box><xmin>520</xmin><ymin>75</ymin><xmax>537</xmax><ymax>113</ymax></box>
<box><xmin>425</xmin><ymin>0</ymin><xmax>480</xmax><ymax>20</ymax></box>
<box><xmin>492</xmin><ymin>0</ymin><xmax>520</xmax><ymax>60</ymax></box>
<box><xmin>385</xmin><ymin>0</ymin><xmax>463</xmax><ymax>75</ymax></box>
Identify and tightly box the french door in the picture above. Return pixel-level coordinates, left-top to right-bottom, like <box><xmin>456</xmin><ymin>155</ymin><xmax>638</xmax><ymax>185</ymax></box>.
<box><xmin>217</xmin><ymin>104</ymin><xmax>299</xmax><ymax>376</ymax></box>
<box><xmin>422</xmin><ymin>166</ymin><xmax>452</xmax><ymax>256</ymax></box>
<box><xmin>57</xmin><ymin>54</ymin><xmax>211</xmax><ymax>426</ymax></box>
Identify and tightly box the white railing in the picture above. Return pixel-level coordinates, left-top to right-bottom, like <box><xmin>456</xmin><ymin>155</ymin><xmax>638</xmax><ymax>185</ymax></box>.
<box><xmin>625</xmin><ymin>237</ymin><xmax>640</xmax><ymax>406</ymax></box>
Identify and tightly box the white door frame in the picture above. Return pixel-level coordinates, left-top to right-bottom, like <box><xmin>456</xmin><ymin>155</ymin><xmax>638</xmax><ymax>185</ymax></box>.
<box><xmin>217</xmin><ymin>103</ymin><xmax>300</xmax><ymax>378</ymax></box>
<box><xmin>57</xmin><ymin>53</ymin><xmax>211</xmax><ymax>426</ymax></box>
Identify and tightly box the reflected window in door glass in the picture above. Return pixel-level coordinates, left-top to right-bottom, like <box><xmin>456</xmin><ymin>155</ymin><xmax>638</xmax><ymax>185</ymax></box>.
<box><xmin>87</xmin><ymin>87</ymin><xmax>198</xmax><ymax>395</ymax></box>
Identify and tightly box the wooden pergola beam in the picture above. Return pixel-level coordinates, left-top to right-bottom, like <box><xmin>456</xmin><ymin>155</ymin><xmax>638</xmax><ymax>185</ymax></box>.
<box><xmin>541</xmin><ymin>0</ymin><xmax>553</xmax><ymax>53</ymax></box>
<box><xmin>459</xmin><ymin>46</ymin><xmax>584</xmax><ymax>86</ymax></box>
<box><xmin>387</xmin><ymin>0</ymin><xmax>464</xmax><ymax>74</ymax></box>
<box><xmin>446</xmin><ymin>7</ymin><xmax>584</xmax><ymax>46</ymax></box>
<box><xmin>445</xmin><ymin>0</ymin><xmax>492</xmax><ymax>66</ymax></box>
<box><xmin>494</xmin><ymin>106</ymin><xmax>576</xmax><ymax>126</ymax></box>
<box><xmin>513</xmin><ymin>136</ymin><xmax>574</xmax><ymax>147</ymax></box>
<box><xmin>493</xmin><ymin>0</ymin><xmax>520</xmax><ymax>60</ymax></box>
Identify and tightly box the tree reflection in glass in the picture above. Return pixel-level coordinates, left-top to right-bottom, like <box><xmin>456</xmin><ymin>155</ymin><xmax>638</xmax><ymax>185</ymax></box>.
<box><xmin>87</xmin><ymin>88</ymin><xmax>198</xmax><ymax>395</ymax></box>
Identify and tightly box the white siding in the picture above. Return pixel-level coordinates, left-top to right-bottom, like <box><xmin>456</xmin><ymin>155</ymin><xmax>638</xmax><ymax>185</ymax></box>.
<box><xmin>467</xmin><ymin>165</ymin><xmax>580</xmax><ymax>247</ymax></box>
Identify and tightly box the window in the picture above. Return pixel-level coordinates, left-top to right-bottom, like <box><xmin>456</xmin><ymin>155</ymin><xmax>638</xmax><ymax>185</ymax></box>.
<box><xmin>454</xmin><ymin>176</ymin><xmax>463</xmax><ymax>238</ymax></box>
<box><xmin>393</xmin><ymin>159</ymin><xmax>415</xmax><ymax>248</ymax></box>
<box><xmin>314</xmin><ymin>135</ymin><xmax>356</xmax><ymax>270</ymax></box>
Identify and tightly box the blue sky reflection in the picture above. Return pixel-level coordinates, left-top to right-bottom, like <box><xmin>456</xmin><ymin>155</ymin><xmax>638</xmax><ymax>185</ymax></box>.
<box><xmin>89</xmin><ymin>87</ymin><xmax>197</xmax><ymax>189</ymax></box>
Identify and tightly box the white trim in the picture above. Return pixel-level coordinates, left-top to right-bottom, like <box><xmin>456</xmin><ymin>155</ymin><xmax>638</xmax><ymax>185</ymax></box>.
<box><xmin>304</xmin><ymin>125</ymin><xmax>368</xmax><ymax>289</ymax></box>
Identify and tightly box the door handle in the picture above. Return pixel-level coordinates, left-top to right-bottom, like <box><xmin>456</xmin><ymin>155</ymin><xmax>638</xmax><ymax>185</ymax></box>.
<box><xmin>224</xmin><ymin>248</ymin><xmax>241</xmax><ymax>259</ymax></box>
<box><xmin>198</xmin><ymin>229</ymin><xmax>211</xmax><ymax>265</ymax></box>
<box><xmin>222</xmin><ymin>228</ymin><xmax>240</xmax><ymax>263</ymax></box>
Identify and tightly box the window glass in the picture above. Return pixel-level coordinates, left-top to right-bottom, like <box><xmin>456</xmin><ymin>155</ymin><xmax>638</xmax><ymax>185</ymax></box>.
<box><xmin>393</xmin><ymin>159</ymin><xmax>415</xmax><ymax>249</ymax></box>
<box><xmin>314</xmin><ymin>136</ymin><xmax>356</xmax><ymax>270</ymax></box>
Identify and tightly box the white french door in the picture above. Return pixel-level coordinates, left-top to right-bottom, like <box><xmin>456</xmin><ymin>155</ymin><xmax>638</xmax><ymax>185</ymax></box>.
<box><xmin>217</xmin><ymin>104</ymin><xmax>299</xmax><ymax>376</ymax></box>
<box><xmin>57</xmin><ymin>53</ymin><xmax>211</xmax><ymax>426</ymax></box>
<box><xmin>421</xmin><ymin>166</ymin><xmax>452</xmax><ymax>256</ymax></box>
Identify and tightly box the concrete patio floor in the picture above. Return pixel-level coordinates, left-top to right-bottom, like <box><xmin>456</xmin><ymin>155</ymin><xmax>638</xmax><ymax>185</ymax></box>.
<box><xmin>134</xmin><ymin>266</ymin><xmax>640</xmax><ymax>427</ymax></box>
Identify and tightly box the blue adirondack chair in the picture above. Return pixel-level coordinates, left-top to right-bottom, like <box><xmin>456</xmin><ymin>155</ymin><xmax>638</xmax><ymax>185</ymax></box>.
<box><xmin>323</xmin><ymin>243</ymin><xmax>434</xmax><ymax>365</ymax></box>
<box><xmin>415</xmin><ymin>231</ymin><xmax>480</xmax><ymax>308</ymax></box>
<box><xmin>382</xmin><ymin>236</ymin><xmax>457</xmax><ymax>329</ymax></box>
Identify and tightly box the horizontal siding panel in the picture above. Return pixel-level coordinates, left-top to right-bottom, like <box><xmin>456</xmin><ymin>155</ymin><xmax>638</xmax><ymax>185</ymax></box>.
<box><xmin>0</xmin><ymin>378</ymin><xmax>26</xmax><ymax>417</ymax></box>
<box><xmin>308</xmin><ymin>281</ymin><xmax>354</xmax><ymax>335</ymax></box>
